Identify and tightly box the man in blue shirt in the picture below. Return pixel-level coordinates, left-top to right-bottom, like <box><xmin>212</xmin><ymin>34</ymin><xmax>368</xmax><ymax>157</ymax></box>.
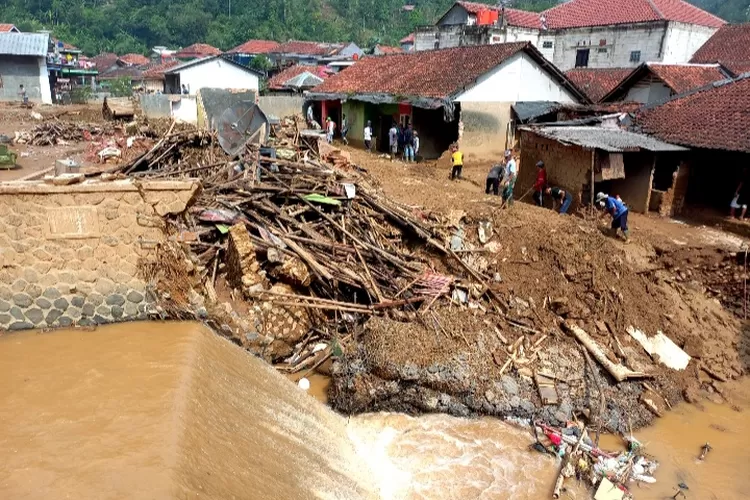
<box><xmin>596</xmin><ymin>192</ymin><xmax>629</xmax><ymax>240</ymax></box>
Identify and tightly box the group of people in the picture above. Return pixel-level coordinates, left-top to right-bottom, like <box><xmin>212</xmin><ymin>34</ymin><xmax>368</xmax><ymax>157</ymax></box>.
<box><xmin>387</xmin><ymin>122</ymin><xmax>420</xmax><ymax>162</ymax></box>
<box><xmin>481</xmin><ymin>150</ymin><xmax>518</xmax><ymax>205</ymax></box>
<box><xmin>481</xmin><ymin>154</ymin><xmax>630</xmax><ymax>240</ymax></box>
<box><xmin>324</xmin><ymin>115</ymin><xmax>349</xmax><ymax>145</ymax></box>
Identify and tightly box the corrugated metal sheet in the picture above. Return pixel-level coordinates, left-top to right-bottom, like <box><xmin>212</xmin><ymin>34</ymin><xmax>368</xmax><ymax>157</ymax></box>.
<box><xmin>0</xmin><ymin>33</ymin><xmax>49</xmax><ymax>56</ymax></box>
<box><xmin>523</xmin><ymin>126</ymin><xmax>688</xmax><ymax>152</ymax></box>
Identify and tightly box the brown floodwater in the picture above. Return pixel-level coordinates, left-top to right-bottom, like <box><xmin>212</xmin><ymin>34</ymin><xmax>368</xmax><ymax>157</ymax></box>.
<box><xmin>1</xmin><ymin>321</ymin><xmax>748</xmax><ymax>500</ymax></box>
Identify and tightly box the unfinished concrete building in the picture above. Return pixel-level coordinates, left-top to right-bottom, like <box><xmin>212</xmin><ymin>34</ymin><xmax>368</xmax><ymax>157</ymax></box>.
<box><xmin>0</xmin><ymin>32</ymin><xmax>52</xmax><ymax>104</ymax></box>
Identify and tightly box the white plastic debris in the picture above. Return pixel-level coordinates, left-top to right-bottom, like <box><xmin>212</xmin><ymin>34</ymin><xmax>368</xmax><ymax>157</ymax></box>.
<box><xmin>298</xmin><ymin>378</ymin><xmax>311</xmax><ymax>390</ymax></box>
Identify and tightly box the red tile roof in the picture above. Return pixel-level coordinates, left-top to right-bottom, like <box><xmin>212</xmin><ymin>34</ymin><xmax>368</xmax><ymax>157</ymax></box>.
<box><xmin>119</xmin><ymin>53</ymin><xmax>150</xmax><ymax>66</ymax></box>
<box><xmin>453</xmin><ymin>3</ymin><xmax>540</xmax><ymax>28</ymax></box>
<box><xmin>228</xmin><ymin>39</ymin><xmax>280</xmax><ymax>55</ymax></box>
<box><xmin>565</xmin><ymin>68</ymin><xmax>634</xmax><ymax>102</ymax></box>
<box><xmin>690</xmin><ymin>24</ymin><xmax>750</xmax><ymax>74</ymax></box>
<box><xmin>603</xmin><ymin>62</ymin><xmax>729</xmax><ymax>100</ymax></box>
<box><xmin>503</xmin><ymin>7</ymin><xmax>542</xmax><ymax>29</ymax></box>
<box><xmin>374</xmin><ymin>44</ymin><xmax>403</xmax><ymax>54</ymax></box>
<box><xmin>0</xmin><ymin>24</ymin><xmax>19</xmax><ymax>32</ymax></box>
<box><xmin>400</xmin><ymin>33</ymin><xmax>415</xmax><ymax>44</ymax></box>
<box><xmin>647</xmin><ymin>63</ymin><xmax>728</xmax><ymax>93</ymax></box>
<box><xmin>91</xmin><ymin>52</ymin><xmax>120</xmax><ymax>70</ymax></box>
<box><xmin>175</xmin><ymin>43</ymin><xmax>222</xmax><ymax>59</ymax></box>
<box><xmin>635</xmin><ymin>76</ymin><xmax>750</xmax><ymax>152</ymax></box>
<box><xmin>98</xmin><ymin>66</ymin><xmax>144</xmax><ymax>80</ymax></box>
<box><xmin>542</xmin><ymin>0</ymin><xmax>724</xmax><ymax>29</ymax></box>
<box><xmin>275</xmin><ymin>40</ymin><xmax>344</xmax><ymax>56</ymax></box>
<box><xmin>142</xmin><ymin>60</ymin><xmax>180</xmax><ymax>80</ymax></box>
<box><xmin>268</xmin><ymin>64</ymin><xmax>329</xmax><ymax>90</ymax></box>
<box><xmin>313</xmin><ymin>42</ymin><xmax>583</xmax><ymax>101</ymax></box>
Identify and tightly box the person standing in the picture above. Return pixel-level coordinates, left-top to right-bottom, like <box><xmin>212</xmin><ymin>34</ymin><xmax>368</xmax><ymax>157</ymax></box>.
<box><xmin>450</xmin><ymin>144</ymin><xmax>464</xmax><ymax>180</ymax></box>
<box><xmin>533</xmin><ymin>161</ymin><xmax>547</xmax><ymax>206</ymax></box>
<box><xmin>545</xmin><ymin>186</ymin><xmax>573</xmax><ymax>214</ymax></box>
<box><xmin>596</xmin><ymin>192</ymin><xmax>630</xmax><ymax>240</ymax></box>
<box><xmin>403</xmin><ymin>124</ymin><xmax>415</xmax><ymax>162</ymax></box>
<box><xmin>502</xmin><ymin>150</ymin><xmax>517</xmax><ymax>205</ymax></box>
<box><xmin>388</xmin><ymin>122</ymin><xmax>399</xmax><ymax>161</ymax></box>
<box><xmin>18</xmin><ymin>85</ymin><xmax>28</xmax><ymax>106</ymax></box>
<box><xmin>485</xmin><ymin>162</ymin><xmax>505</xmax><ymax>196</ymax></box>
<box><xmin>325</xmin><ymin>117</ymin><xmax>336</xmax><ymax>144</ymax></box>
<box><xmin>341</xmin><ymin>114</ymin><xmax>349</xmax><ymax>146</ymax></box>
<box><xmin>364</xmin><ymin>120</ymin><xmax>373</xmax><ymax>152</ymax></box>
<box><xmin>413</xmin><ymin>131</ymin><xmax>420</xmax><ymax>160</ymax></box>
<box><xmin>730</xmin><ymin>170</ymin><xmax>748</xmax><ymax>219</ymax></box>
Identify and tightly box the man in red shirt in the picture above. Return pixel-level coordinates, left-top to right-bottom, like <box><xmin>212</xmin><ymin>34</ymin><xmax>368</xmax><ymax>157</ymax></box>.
<box><xmin>533</xmin><ymin>161</ymin><xmax>547</xmax><ymax>206</ymax></box>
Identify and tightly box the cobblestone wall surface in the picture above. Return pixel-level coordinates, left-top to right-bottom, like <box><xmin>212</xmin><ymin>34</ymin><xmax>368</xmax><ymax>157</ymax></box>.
<box><xmin>0</xmin><ymin>179</ymin><xmax>199</xmax><ymax>330</ymax></box>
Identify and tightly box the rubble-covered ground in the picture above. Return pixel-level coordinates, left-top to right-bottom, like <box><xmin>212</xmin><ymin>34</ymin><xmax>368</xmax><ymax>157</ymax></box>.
<box><xmin>328</xmin><ymin>148</ymin><xmax>749</xmax><ymax>432</ymax></box>
<box><xmin>3</xmin><ymin>106</ymin><xmax>747</xmax><ymax>436</ymax></box>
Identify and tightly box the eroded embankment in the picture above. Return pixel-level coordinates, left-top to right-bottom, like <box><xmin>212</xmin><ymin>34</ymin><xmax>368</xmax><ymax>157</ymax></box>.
<box><xmin>329</xmin><ymin>207</ymin><xmax>746</xmax><ymax>432</ymax></box>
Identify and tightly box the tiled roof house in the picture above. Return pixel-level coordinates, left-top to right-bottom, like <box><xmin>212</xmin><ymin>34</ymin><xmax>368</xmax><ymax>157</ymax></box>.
<box><xmin>119</xmin><ymin>53</ymin><xmax>150</xmax><ymax>66</ymax></box>
<box><xmin>565</xmin><ymin>68</ymin><xmax>635</xmax><ymax>102</ymax></box>
<box><xmin>267</xmin><ymin>64</ymin><xmax>329</xmax><ymax>91</ymax></box>
<box><xmin>175</xmin><ymin>43</ymin><xmax>222</xmax><ymax>60</ymax></box>
<box><xmin>601</xmin><ymin>62</ymin><xmax>730</xmax><ymax>103</ymax></box>
<box><xmin>228</xmin><ymin>39</ymin><xmax>280</xmax><ymax>55</ymax></box>
<box><xmin>635</xmin><ymin>75</ymin><xmax>750</xmax><ymax>153</ymax></box>
<box><xmin>419</xmin><ymin>0</ymin><xmax>725</xmax><ymax>71</ymax></box>
<box><xmin>373</xmin><ymin>44</ymin><xmax>403</xmax><ymax>55</ymax></box>
<box><xmin>309</xmin><ymin>42</ymin><xmax>587</xmax><ymax>158</ymax></box>
<box><xmin>690</xmin><ymin>23</ymin><xmax>750</xmax><ymax>75</ymax></box>
<box><xmin>0</xmin><ymin>24</ymin><xmax>20</xmax><ymax>33</ymax></box>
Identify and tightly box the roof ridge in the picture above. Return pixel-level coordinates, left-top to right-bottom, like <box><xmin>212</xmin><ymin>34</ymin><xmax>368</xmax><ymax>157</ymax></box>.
<box><xmin>639</xmin><ymin>72</ymin><xmax>750</xmax><ymax>111</ymax></box>
<box><xmin>645</xmin><ymin>0</ymin><xmax>665</xmax><ymax>20</ymax></box>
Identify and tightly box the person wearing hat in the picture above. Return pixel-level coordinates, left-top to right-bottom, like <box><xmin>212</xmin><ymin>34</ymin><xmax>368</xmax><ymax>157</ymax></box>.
<box><xmin>502</xmin><ymin>150</ymin><xmax>517</xmax><ymax>205</ymax></box>
<box><xmin>533</xmin><ymin>160</ymin><xmax>547</xmax><ymax>206</ymax></box>
<box><xmin>596</xmin><ymin>192</ymin><xmax>630</xmax><ymax>240</ymax></box>
<box><xmin>545</xmin><ymin>185</ymin><xmax>573</xmax><ymax>214</ymax></box>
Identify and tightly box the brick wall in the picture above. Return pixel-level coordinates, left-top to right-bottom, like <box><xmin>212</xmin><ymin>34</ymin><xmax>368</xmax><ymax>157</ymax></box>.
<box><xmin>658</xmin><ymin>162</ymin><xmax>690</xmax><ymax>216</ymax></box>
<box><xmin>518</xmin><ymin>129</ymin><xmax>592</xmax><ymax>209</ymax></box>
<box><xmin>0</xmin><ymin>179</ymin><xmax>200</xmax><ymax>331</ymax></box>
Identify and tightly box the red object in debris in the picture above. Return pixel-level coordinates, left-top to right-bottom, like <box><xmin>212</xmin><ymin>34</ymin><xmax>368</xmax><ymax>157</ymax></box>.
<box><xmin>546</xmin><ymin>432</ymin><xmax>562</xmax><ymax>446</ymax></box>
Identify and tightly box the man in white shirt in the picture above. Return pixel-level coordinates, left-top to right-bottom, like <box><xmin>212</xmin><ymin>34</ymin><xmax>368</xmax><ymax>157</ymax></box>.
<box><xmin>364</xmin><ymin>120</ymin><xmax>373</xmax><ymax>152</ymax></box>
<box><xmin>502</xmin><ymin>150</ymin><xmax>518</xmax><ymax>206</ymax></box>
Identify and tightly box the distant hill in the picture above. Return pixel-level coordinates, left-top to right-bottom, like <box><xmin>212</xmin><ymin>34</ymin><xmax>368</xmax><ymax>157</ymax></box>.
<box><xmin>1</xmin><ymin>0</ymin><xmax>745</xmax><ymax>57</ymax></box>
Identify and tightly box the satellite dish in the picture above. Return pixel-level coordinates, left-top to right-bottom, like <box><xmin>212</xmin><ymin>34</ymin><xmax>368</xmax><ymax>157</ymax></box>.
<box><xmin>216</xmin><ymin>101</ymin><xmax>270</xmax><ymax>157</ymax></box>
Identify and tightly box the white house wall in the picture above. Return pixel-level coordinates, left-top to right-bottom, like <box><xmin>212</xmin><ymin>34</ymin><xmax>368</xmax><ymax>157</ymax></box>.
<box><xmin>624</xmin><ymin>79</ymin><xmax>673</xmax><ymax>103</ymax></box>
<box><xmin>454</xmin><ymin>52</ymin><xmax>578</xmax><ymax>103</ymax></box>
<box><xmin>662</xmin><ymin>22</ymin><xmax>718</xmax><ymax>64</ymax></box>
<box><xmin>177</xmin><ymin>59</ymin><xmax>259</xmax><ymax>96</ymax></box>
<box><xmin>454</xmin><ymin>52</ymin><xmax>578</xmax><ymax>159</ymax></box>
<box><xmin>38</xmin><ymin>58</ymin><xmax>52</xmax><ymax>105</ymax></box>
<box><xmin>551</xmin><ymin>22</ymin><xmax>668</xmax><ymax>70</ymax></box>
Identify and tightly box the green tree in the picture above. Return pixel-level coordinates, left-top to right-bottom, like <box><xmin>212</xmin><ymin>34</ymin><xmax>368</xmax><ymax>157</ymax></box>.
<box><xmin>108</xmin><ymin>77</ymin><xmax>133</xmax><ymax>97</ymax></box>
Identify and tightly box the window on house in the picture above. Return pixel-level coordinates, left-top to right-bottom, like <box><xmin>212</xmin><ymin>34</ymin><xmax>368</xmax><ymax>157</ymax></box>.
<box><xmin>542</xmin><ymin>41</ymin><xmax>553</xmax><ymax>49</ymax></box>
<box><xmin>575</xmin><ymin>48</ymin><xmax>590</xmax><ymax>68</ymax></box>
<box><xmin>597</xmin><ymin>47</ymin><xmax>608</xmax><ymax>53</ymax></box>
<box><xmin>630</xmin><ymin>50</ymin><xmax>641</xmax><ymax>63</ymax></box>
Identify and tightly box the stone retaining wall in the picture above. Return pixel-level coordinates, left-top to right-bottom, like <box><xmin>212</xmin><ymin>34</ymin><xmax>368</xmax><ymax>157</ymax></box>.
<box><xmin>0</xmin><ymin>179</ymin><xmax>200</xmax><ymax>330</ymax></box>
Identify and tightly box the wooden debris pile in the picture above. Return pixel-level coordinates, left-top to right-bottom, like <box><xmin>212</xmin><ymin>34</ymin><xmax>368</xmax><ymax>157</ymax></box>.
<box><xmin>14</xmin><ymin>120</ymin><xmax>117</xmax><ymax>146</ymax></box>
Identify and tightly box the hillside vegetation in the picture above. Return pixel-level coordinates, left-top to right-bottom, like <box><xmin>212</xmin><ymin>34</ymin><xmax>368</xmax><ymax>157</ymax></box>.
<box><xmin>0</xmin><ymin>0</ymin><xmax>745</xmax><ymax>56</ymax></box>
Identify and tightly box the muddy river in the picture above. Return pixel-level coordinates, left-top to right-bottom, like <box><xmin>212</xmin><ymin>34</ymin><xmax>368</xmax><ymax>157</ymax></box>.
<box><xmin>1</xmin><ymin>322</ymin><xmax>748</xmax><ymax>499</ymax></box>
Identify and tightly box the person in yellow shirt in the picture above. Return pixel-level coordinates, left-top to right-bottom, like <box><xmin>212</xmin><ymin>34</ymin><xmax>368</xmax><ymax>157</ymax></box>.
<box><xmin>450</xmin><ymin>144</ymin><xmax>464</xmax><ymax>180</ymax></box>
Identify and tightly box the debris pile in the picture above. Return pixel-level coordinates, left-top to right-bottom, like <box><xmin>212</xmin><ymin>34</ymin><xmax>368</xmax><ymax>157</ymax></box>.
<box><xmin>14</xmin><ymin>120</ymin><xmax>116</xmax><ymax>146</ymax></box>
<box><xmin>520</xmin><ymin>420</ymin><xmax>659</xmax><ymax>500</ymax></box>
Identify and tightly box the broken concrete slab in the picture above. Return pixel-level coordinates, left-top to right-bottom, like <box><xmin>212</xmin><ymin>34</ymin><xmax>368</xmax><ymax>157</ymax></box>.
<box><xmin>627</xmin><ymin>326</ymin><xmax>691</xmax><ymax>370</ymax></box>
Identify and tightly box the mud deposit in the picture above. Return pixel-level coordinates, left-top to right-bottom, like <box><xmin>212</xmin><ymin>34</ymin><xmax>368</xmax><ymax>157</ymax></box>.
<box><xmin>330</xmin><ymin>206</ymin><xmax>745</xmax><ymax>432</ymax></box>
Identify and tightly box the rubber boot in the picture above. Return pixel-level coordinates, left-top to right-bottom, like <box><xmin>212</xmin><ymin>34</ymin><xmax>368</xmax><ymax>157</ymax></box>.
<box><xmin>623</xmin><ymin>229</ymin><xmax>630</xmax><ymax>242</ymax></box>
